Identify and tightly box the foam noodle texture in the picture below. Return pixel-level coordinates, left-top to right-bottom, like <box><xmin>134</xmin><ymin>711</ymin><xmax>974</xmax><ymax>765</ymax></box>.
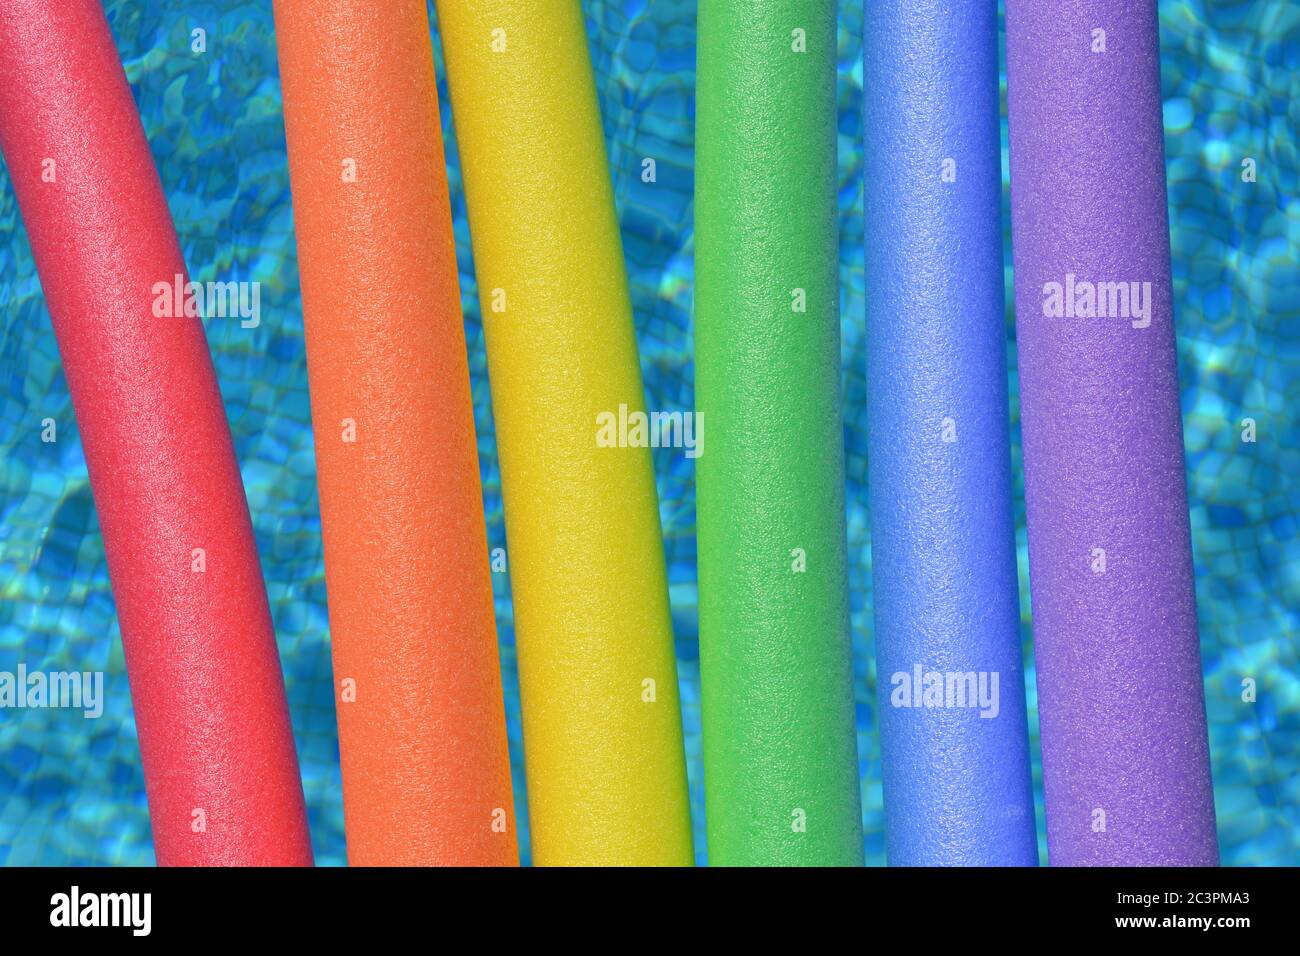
<box><xmin>274</xmin><ymin>0</ymin><xmax>517</xmax><ymax>866</ymax></box>
<box><xmin>864</xmin><ymin>0</ymin><xmax>1038</xmax><ymax>866</ymax></box>
<box><xmin>694</xmin><ymin>1</ymin><xmax>862</xmax><ymax>866</ymax></box>
<box><xmin>1004</xmin><ymin>0</ymin><xmax>1218</xmax><ymax>864</ymax></box>
<box><xmin>0</xmin><ymin>0</ymin><xmax>311</xmax><ymax>865</ymax></box>
<box><xmin>435</xmin><ymin>0</ymin><xmax>693</xmax><ymax>865</ymax></box>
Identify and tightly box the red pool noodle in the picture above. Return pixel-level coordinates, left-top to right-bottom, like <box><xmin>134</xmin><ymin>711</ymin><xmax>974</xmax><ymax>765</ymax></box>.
<box><xmin>0</xmin><ymin>0</ymin><xmax>313</xmax><ymax>865</ymax></box>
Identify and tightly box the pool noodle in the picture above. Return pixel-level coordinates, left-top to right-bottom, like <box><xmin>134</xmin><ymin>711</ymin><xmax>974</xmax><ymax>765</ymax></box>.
<box><xmin>434</xmin><ymin>0</ymin><xmax>693</xmax><ymax>865</ymax></box>
<box><xmin>694</xmin><ymin>0</ymin><xmax>863</xmax><ymax>866</ymax></box>
<box><xmin>0</xmin><ymin>0</ymin><xmax>312</xmax><ymax>865</ymax></box>
<box><xmin>273</xmin><ymin>0</ymin><xmax>517</xmax><ymax>865</ymax></box>
<box><xmin>863</xmin><ymin>0</ymin><xmax>1038</xmax><ymax>866</ymax></box>
<box><xmin>1004</xmin><ymin>0</ymin><xmax>1218</xmax><ymax>864</ymax></box>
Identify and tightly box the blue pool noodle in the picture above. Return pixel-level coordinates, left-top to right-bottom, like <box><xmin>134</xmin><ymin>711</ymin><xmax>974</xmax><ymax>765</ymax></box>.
<box><xmin>864</xmin><ymin>0</ymin><xmax>1038</xmax><ymax>865</ymax></box>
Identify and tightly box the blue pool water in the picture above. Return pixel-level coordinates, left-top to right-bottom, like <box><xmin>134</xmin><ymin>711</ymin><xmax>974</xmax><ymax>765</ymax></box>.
<box><xmin>0</xmin><ymin>1</ymin><xmax>1295</xmax><ymax>866</ymax></box>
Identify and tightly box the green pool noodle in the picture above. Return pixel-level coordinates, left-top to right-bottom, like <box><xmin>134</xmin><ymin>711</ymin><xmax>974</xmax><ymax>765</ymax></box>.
<box><xmin>694</xmin><ymin>0</ymin><xmax>863</xmax><ymax>866</ymax></box>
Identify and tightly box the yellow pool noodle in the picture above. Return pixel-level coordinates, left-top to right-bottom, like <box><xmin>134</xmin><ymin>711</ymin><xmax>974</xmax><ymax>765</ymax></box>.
<box><xmin>435</xmin><ymin>0</ymin><xmax>693</xmax><ymax>866</ymax></box>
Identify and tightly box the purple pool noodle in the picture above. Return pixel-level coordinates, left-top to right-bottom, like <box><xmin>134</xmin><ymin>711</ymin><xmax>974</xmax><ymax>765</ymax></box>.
<box><xmin>1003</xmin><ymin>0</ymin><xmax>1218</xmax><ymax>865</ymax></box>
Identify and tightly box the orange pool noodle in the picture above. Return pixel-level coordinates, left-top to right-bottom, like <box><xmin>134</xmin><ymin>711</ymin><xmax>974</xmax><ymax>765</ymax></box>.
<box><xmin>274</xmin><ymin>0</ymin><xmax>517</xmax><ymax>865</ymax></box>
